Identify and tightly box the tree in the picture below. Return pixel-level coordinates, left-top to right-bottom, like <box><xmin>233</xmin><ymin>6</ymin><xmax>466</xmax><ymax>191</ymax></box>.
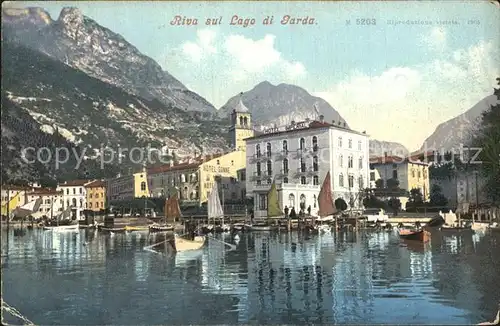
<box><xmin>375</xmin><ymin>179</ymin><xmax>384</xmax><ymax>189</ymax></box>
<box><xmin>386</xmin><ymin>178</ymin><xmax>400</xmax><ymax>190</ymax></box>
<box><xmin>363</xmin><ymin>195</ymin><xmax>386</xmax><ymax>209</ymax></box>
<box><xmin>335</xmin><ymin>198</ymin><xmax>348</xmax><ymax>211</ymax></box>
<box><xmin>469</xmin><ymin>78</ymin><xmax>500</xmax><ymax>205</ymax></box>
<box><xmin>388</xmin><ymin>197</ymin><xmax>402</xmax><ymax>216</ymax></box>
<box><xmin>429</xmin><ymin>184</ymin><xmax>448</xmax><ymax>207</ymax></box>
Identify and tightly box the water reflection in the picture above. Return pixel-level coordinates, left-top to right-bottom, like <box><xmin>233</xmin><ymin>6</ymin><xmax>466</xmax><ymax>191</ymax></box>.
<box><xmin>1</xmin><ymin>228</ymin><xmax>499</xmax><ymax>325</ymax></box>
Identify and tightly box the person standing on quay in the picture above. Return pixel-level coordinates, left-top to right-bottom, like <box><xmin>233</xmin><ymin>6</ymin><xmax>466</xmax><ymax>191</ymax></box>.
<box><xmin>284</xmin><ymin>206</ymin><xmax>289</xmax><ymax>219</ymax></box>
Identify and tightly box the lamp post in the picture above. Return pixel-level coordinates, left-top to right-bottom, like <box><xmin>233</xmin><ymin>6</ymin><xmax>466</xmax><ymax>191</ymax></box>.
<box><xmin>473</xmin><ymin>170</ymin><xmax>479</xmax><ymax>222</ymax></box>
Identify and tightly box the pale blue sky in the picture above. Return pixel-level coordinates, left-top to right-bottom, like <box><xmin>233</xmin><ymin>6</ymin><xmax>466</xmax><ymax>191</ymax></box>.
<box><xmin>12</xmin><ymin>1</ymin><xmax>500</xmax><ymax>150</ymax></box>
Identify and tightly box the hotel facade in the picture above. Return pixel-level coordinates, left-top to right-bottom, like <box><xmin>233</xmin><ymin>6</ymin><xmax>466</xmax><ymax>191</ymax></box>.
<box><xmin>245</xmin><ymin>118</ymin><xmax>370</xmax><ymax>218</ymax></box>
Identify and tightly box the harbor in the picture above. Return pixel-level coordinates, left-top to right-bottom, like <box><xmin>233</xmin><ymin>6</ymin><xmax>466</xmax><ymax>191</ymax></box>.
<box><xmin>2</xmin><ymin>226</ymin><xmax>500</xmax><ymax>325</ymax></box>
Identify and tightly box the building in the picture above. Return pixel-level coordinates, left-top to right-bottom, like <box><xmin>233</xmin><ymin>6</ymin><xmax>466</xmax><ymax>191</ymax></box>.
<box><xmin>245</xmin><ymin>117</ymin><xmax>370</xmax><ymax>218</ymax></box>
<box><xmin>147</xmin><ymin>152</ymin><xmax>247</xmax><ymax>204</ymax></box>
<box><xmin>26</xmin><ymin>187</ymin><xmax>64</xmax><ymax>219</ymax></box>
<box><xmin>85</xmin><ymin>180</ymin><xmax>107</xmax><ymax>212</ymax></box>
<box><xmin>106</xmin><ymin>167</ymin><xmax>150</xmax><ymax>202</ymax></box>
<box><xmin>1</xmin><ymin>185</ymin><xmax>35</xmax><ymax>216</ymax></box>
<box><xmin>370</xmin><ymin>155</ymin><xmax>430</xmax><ymax>201</ymax></box>
<box><xmin>147</xmin><ymin>96</ymin><xmax>253</xmax><ymax>205</ymax></box>
<box><xmin>57</xmin><ymin>180</ymin><xmax>93</xmax><ymax>220</ymax></box>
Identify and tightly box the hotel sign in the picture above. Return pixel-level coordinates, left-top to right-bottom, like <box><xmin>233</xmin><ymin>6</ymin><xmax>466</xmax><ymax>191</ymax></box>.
<box><xmin>264</xmin><ymin>121</ymin><xmax>308</xmax><ymax>134</ymax></box>
<box><xmin>203</xmin><ymin>165</ymin><xmax>230</xmax><ymax>174</ymax></box>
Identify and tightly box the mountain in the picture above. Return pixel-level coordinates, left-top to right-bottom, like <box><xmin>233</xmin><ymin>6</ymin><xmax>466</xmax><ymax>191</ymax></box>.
<box><xmin>219</xmin><ymin>81</ymin><xmax>408</xmax><ymax>156</ymax></box>
<box><xmin>419</xmin><ymin>95</ymin><xmax>499</xmax><ymax>153</ymax></box>
<box><xmin>1</xmin><ymin>6</ymin><xmax>216</xmax><ymax>114</ymax></box>
<box><xmin>369</xmin><ymin>140</ymin><xmax>409</xmax><ymax>158</ymax></box>
<box><xmin>1</xmin><ymin>42</ymin><xmax>230</xmax><ymax>183</ymax></box>
<box><xmin>219</xmin><ymin>81</ymin><xmax>349</xmax><ymax>128</ymax></box>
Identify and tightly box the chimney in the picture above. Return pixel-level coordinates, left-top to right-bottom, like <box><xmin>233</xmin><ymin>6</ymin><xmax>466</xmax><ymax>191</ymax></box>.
<box><xmin>319</xmin><ymin>115</ymin><xmax>324</xmax><ymax>122</ymax></box>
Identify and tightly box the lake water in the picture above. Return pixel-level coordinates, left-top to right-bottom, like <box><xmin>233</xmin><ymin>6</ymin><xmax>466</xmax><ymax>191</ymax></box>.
<box><xmin>1</xmin><ymin>228</ymin><xmax>499</xmax><ymax>325</ymax></box>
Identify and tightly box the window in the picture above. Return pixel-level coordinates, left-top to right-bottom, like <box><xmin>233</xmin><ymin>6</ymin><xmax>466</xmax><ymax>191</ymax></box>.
<box><xmin>90</xmin><ymin>194</ymin><xmax>93</xmax><ymax>199</ymax></box>
<box><xmin>348</xmin><ymin>156</ymin><xmax>353</xmax><ymax>168</ymax></box>
<box><xmin>259</xmin><ymin>194</ymin><xmax>267</xmax><ymax>210</ymax></box>
<box><xmin>339</xmin><ymin>174</ymin><xmax>344</xmax><ymax>187</ymax></box>
<box><xmin>283</xmin><ymin>140</ymin><xmax>288</xmax><ymax>153</ymax></box>
<box><xmin>289</xmin><ymin>194</ymin><xmax>295</xmax><ymax>207</ymax></box>
<box><xmin>89</xmin><ymin>203</ymin><xmax>93</xmax><ymax>209</ymax></box>
<box><xmin>256</xmin><ymin>162</ymin><xmax>261</xmax><ymax>176</ymax></box>
<box><xmin>79</xmin><ymin>198</ymin><xmax>83</xmax><ymax>207</ymax></box>
<box><xmin>423</xmin><ymin>169</ymin><xmax>427</xmax><ymax>178</ymax></box>
<box><xmin>283</xmin><ymin>177</ymin><xmax>289</xmax><ymax>184</ymax></box>
<box><xmin>101</xmin><ymin>202</ymin><xmax>104</xmax><ymax>208</ymax></box>
<box><xmin>348</xmin><ymin>175</ymin><xmax>354</xmax><ymax>188</ymax></box>
<box><xmin>339</xmin><ymin>155</ymin><xmax>343</xmax><ymax>167</ymax></box>
<box><xmin>313</xmin><ymin>195</ymin><xmax>317</xmax><ymax>208</ymax></box>
<box><xmin>313</xmin><ymin>176</ymin><xmax>319</xmax><ymax>185</ymax></box>
<box><xmin>313</xmin><ymin>156</ymin><xmax>319</xmax><ymax>172</ymax></box>
<box><xmin>301</xmin><ymin>176</ymin><xmax>307</xmax><ymax>185</ymax></box>
<box><xmin>141</xmin><ymin>181</ymin><xmax>146</xmax><ymax>191</ymax></box>
<box><xmin>266</xmin><ymin>142</ymin><xmax>272</xmax><ymax>157</ymax></box>
<box><xmin>267</xmin><ymin>179</ymin><xmax>272</xmax><ymax>185</ymax></box>
<box><xmin>418</xmin><ymin>170</ymin><xmax>421</xmax><ymax>178</ymax></box>
<box><xmin>412</xmin><ymin>169</ymin><xmax>415</xmax><ymax>178</ymax></box>
<box><xmin>358</xmin><ymin>141</ymin><xmax>362</xmax><ymax>151</ymax></box>
<box><xmin>300</xmin><ymin>194</ymin><xmax>306</xmax><ymax>210</ymax></box>
<box><xmin>312</xmin><ymin>136</ymin><xmax>318</xmax><ymax>152</ymax></box>
<box><xmin>267</xmin><ymin>160</ymin><xmax>272</xmax><ymax>175</ymax></box>
<box><xmin>80</xmin><ymin>187</ymin><xmax>83</xmax><ymax>194</ymax></box>
<box><xmin>72</xmin><ymin>198</ymin><xmax>77</xmax><ymax>207</ymax></box>
<box><xmin>370</xmin><ymin>172</ymin><xmax>375</xmax><ymax>181</ymax></box>
<box><xmin>217</xmin><ymin>160</ymin><xmax>220</xmax><ymax>165</ymax></box>
<box><xmin>393</xmin><ymin>170</ymin><xmax>398</xmax><ymax>179</ymax></box>
<box><xmin>359</xmin><ymin>176</ymin><xmax>364</xmax><ymax>189</ymax></box>
<box><xmin>73</xmin><ymin>188</ymin><xmax>76</xmax><ymax>195</ymax></box>
<box><xmin>348</xmin><ymin>139</ymin><xmax>352</xmax><ymax>149</ymax></box>
<box><xmin>299</xmin><ymin>138</ymin><xmax>305</xmax><ymax>150</ymax></box>
<box><xmin>300</xmin><ymin>158</ymin><xmax>306</xmax><ymax>172</ymax></box>
<box><xmin>241</xmin><ymin>171</ymin><xmax>246</xmax><ymax>181</ymax></box>
<box><xmin>359</xmin><ymin>157</ymin><xmax>363</xmax><ymax>169</ymax></box>
<box><xmin>338</xmin><ymin>137</ymin><xmax>342</xmax><ymax>147</ymax></box>
<box><xmin>66</xmin><ymin>189</ymin><xmax>69</xmax><ymax>195</ymax></box>
<box><xmin>231</xmin><ymin>160</ymin><xmax>234</xmax><ymax>166</ymax></box>
<box><xmin>283</xmin><ymin>158</ymin><xmax>289</xmax><ymax>174</ymax></box>
<box><xmin>256</xmin><ymin>144</ymin><xmax>261</xmax><ymax>157</ymax></box>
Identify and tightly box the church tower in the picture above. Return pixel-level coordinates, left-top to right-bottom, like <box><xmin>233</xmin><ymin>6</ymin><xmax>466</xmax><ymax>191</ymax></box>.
<box><xmin>229</xmin><ymin>93</ymin><xmax>254</xmax><ymax>151</ymax></box>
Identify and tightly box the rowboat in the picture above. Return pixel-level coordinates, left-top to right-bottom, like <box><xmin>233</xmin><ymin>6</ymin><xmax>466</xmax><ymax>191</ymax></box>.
<box><xmin>250</xmin><ymin>223</ymin><xmax>278</xmax><ymax>231</ymax></box>
<box><xmin>398</xmin><ymin>229</ymin><xmax>430</xmax><ymax>242</ymax></box>
<box><xmin>43</xmin><ymin>224</ymin><xmax>79</xmax><ymax>231</ymax></box>
<box><xmin>149</xmin><ymin>223</ymin><xmax>174</xmax><ymax>232</ymax></box>
<box><xmin>440</xmin><ymin>224</ymin><xmax>473</xmax><ymax>233</ymax></box>
<box><xmin>170</xmin><ymin>234</ymin><xmax>206</xmax><ymax>252</ymax></box>
<box><xmin>124</xmin><ymin>225</ymin><xmax>149</xmax><ymax>231</ymax></box>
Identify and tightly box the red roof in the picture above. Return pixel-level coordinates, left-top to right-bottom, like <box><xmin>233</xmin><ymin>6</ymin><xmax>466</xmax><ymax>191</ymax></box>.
<box><xmin>29</xmin><ymin>188</ymin><xmax>63</xmax><ymax>196</ymax></box>
<box><xmin>85</xmin><ymin>180</ymin><xmax>106</xmax><ymax>188</ymax></box>
<box><xmin>59</xmin><ymin>179</ymin><xmax>92</xmax><ymax>187</ymax></box>
<box><xmin>246</xmin><ymin>119</ymin><xmax>367</xmax><ymax>141</ymax></box>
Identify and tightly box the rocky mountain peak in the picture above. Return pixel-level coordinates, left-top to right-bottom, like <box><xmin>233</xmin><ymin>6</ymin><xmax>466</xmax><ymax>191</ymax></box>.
<box><xmin>2</xmin><ymin>5</ymin><xmax>216</xmax><ymax>114</ymax></box>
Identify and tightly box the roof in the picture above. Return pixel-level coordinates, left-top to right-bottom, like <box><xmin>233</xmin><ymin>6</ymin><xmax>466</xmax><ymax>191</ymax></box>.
<box><xmin>85</xmin><ymin>180</ymin><xmax>106</xmax><ymax>188</ymax></box>
<box><xmin>1</xmin><ymin>185</ymin><xmax>35</xmax><ymax>191</ymax></box>
<box><xmin>59</xmin><ymin>179</ymin><xmax>93</xmax><ymax>187</ymax></box>
<box><xmin>147</xmin><ymin>152</ymin><xmax>226</xmax><ymax>175</ymax></box>
<box><xmin>234</xmin><ymin>98</ymin><xmax>250</xmax><ymax>113</ymax></box>
<box><xmin>29</xmin><ymin>188</ymin><xmax>63</xmax><ymax>196</ymax></box>
<box><xmin>245</xmin><ymin>119</ymin><xmax>367</xmax><ymax>141</ymax></box>
<box><xmin>370</xmin><ymin>155</ymin><xmax>429</xmax><ymax>166</ymax></box>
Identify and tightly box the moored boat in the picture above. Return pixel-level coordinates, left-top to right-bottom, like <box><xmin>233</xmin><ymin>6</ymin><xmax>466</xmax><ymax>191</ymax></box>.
<box><xmin>43</xmin><ymin>223</ymin><xmax>79</xmax><ymax>231</ymax></box>
<box><xmin>440</xmin><ymin>224</ymin><xmax>474</xmax><ymax>232</ymax></box>
<box><xmin>398</xmin><ymin>229</ymin><xmax>431</xmax><ymax>242</ymax></box>
<box><xmin>149</xmin><ymin>223</ymin><xmax>174</xmax><ymax>232</ymax></box>
<box><xmin>249</xmin><ymin>222</ymin><xmax>278</xmax><ymax>231</ymax></box>
<box><xmin>125</xmin><ymin>225</ymin><xmax>149</xmax><ymax>231</ymax></box>
<box><xmin>170</xmin><ymin>234</ymin><xmax>206</xmax><ymax>252</ymax></box>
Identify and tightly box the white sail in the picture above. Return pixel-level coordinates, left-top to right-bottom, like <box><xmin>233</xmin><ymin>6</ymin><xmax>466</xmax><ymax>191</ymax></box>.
<box><xmin>208</xmin><ymin>182</ymin><xmax>224</xmax><ymax>220</ymax></box>
<box><xmin>12</xmin><ymin>197</ymin><xmax>42</xmax><ymax>218</ymax></box>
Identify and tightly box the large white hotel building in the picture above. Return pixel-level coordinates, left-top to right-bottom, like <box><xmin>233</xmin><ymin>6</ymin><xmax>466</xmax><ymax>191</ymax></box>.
<box><xmin>245</xmin><ymin>117</ymin><xmax>370</xmax><ymax>218</ymax></box>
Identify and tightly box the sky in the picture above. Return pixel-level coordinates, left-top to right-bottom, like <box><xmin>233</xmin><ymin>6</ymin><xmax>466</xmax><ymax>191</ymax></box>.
<box><xmin>10</xmin><ymin>1</ymin><xmax>500</xmax><ymax>151</ymax></box>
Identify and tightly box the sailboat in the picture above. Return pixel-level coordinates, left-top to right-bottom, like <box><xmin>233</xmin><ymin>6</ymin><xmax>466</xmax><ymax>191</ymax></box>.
<box><xmin>149</xmin><ymin>194</ymin><xmax>178</xmax><ymax>232</ymax></box>
<box><xmin>315</xmin><ymin>171</ymin><xmax>337</xmax><ymax>233</ymax></box>
<box><xmin>167</xmin><ymin>195</ymin><xmax>205</xmax><ymax>252</ymax></box>
<box><xmin>208</xmin><ymin>182</ymin><xmax>230</xmax><ymax>233</ymax></box>
<box><xmin>43</xmin><ymin>204</ymin><xmax>78</xmax><ymax>231</ymax></box>
<box><xmin>250</xmin><ymin>180</ymin><xmax>281</xmax><ymax>231</ymax></box>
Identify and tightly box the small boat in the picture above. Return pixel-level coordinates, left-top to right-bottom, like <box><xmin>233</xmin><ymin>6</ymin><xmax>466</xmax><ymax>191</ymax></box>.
<box><xmin>149</xmin><ymin>223</ymin><xmax>174</xmax><ymax>232</ymax></box>
<box><xmin>249</xmin><ymin>222</ymin><xmax>278</xmax><ymax>231</ymax></box>
<box><xmin>398</xmin><ymin>229</ymin><xmax>431</xmax><ymax>242</ymax></box>
<box><xmin>169</xmin><ymin>233</ymin><xmax>206</xmax><ymax>252</ymax></box>
<box><xmin>43</xmin><ymin>223</ymin><xmax>79</xmax><ymax>231</ymax></box>
<box><xmin>124</xmin><ymin>225</ymin><xmax>149</xmax><ymax>231</ymax></box>
<box><xmin>440</xmin><ymin>224</ymin><xmax>473</xmax><ymax>232</ymax></box>
<box><xmin>232</xmin><ymin>223</ymin><xmax>246</xmax><ymax>231</ymax></box>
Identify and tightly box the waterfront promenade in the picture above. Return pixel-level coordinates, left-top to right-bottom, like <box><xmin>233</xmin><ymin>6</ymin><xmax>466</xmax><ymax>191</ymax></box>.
<box><xmin>2</xmin><ymin>228</ymin><xmax>499</xmax><ymax>325</ymax></box>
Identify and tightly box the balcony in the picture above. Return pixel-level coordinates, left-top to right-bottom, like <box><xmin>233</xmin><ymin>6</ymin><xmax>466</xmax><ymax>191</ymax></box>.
<box><xmin>275</xmin><ymin>150</ymin><xmax>289</xmax><ymax>160</ymax></box>
<box><xmin>294</xmin><ymin>148</ymin><xmax>311</xmax><ymax>158</ymax></box>
<box><xmin>251</xmin><ymin>172</ymin><xmax>264</xmax><ymax>181</ymax></box>
<box><xmin>249</xmin><ymin>154</ymin><xmax>267</xmax><ymax>163</ymax></box>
